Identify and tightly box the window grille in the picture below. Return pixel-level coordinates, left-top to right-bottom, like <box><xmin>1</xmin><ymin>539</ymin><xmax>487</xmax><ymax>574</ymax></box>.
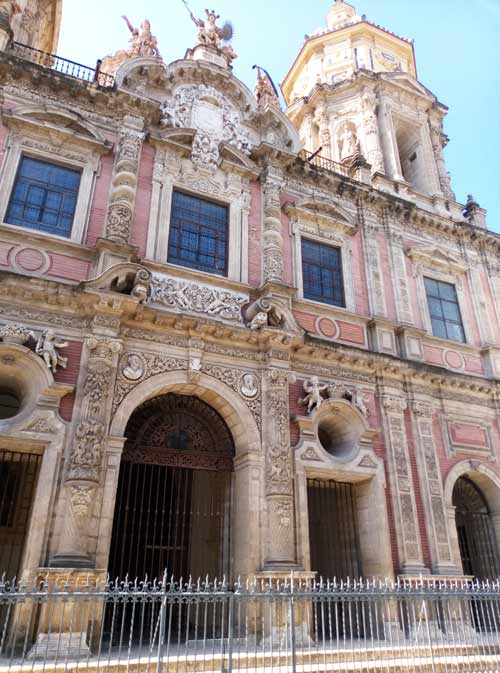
<box><xmin>168</xmin><ymin>191</ymin><xmax>228</xmax><ymax>275</ymax></box>
<box><xmin>6</xmin><ymin>156</ymin><xmax>81</xmax><ymax>238</ymax></box>
<box><xmin>302</xmin><ymin>238</ymin><xmax>345</xmax><ymax>307</ymax></box>
<box><xmin>424</xmin><ymin>277</ymin><xmax>465</xmax><ymax>343</ymax></box>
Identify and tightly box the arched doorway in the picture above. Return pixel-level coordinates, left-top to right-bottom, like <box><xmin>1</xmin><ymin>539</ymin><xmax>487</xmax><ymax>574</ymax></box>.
<box><xmin>453</xmin><ymin>476</ymin><xmax>500</xmax><ymax>580</ymax></box>
<box><xmin>108</xmin><ymin>393</ymin><xmax>234</xmax><ymax>581</ymax></box>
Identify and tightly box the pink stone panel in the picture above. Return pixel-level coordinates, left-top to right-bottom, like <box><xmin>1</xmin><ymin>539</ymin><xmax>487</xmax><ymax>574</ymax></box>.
<box><xmin>352</xmin><ymin>230</ymin><xmax>369</xmax><ymax>316</ymax></box>
<box><xmin>54</xmin><ymin>340</ymin><xmax>83</xmax><ymax>421</ymax></box>
<box><xmin>294</xmin><ymin>311</ymin><xmax>317</xmax><ymax>333</ymax></box>
<box><xmin>463</xmin><ymin>354</ymin><xmax>484</xmax><ymax>375</ymax></box>
<box><xmin>316</xmin><ymin>317</ymin><xmax>337</xmax><ymax>338</ymax></box>
<box><xmin>131</xmin><ymin>143</ymin><xmax>154</xmax><ymax>258</ymax></box>
<box><xmin>450</xmin><ymin>423</ymin><xmax>489</xmax><ymax>449</ymax></box>
<box><xmin>280</xmin><ymin>194</ymin><xmax>293</xmax><ymax>287</ymax></box>
<box><xmin>15</xmin><ymin>248</ymin><xmax>47</xmax><ymax>272</ymax></box>
<box><xmin>423</xmin><ymin>344</ymin><xmax>444</xmax><ymax>366</ymax></box>
<box><xmin>378</xmin><ymin>232</ymin><xmax>397</xmax><ymax>321</ymax></box>
<box><xmin>337</xmin><ymin>321</ymin><xmax>366</xmax><ymax>345</ymax></box>
<box><xmin>49</xmin><ymin>253</ymin><xmax>90</xmax><ymax>281</ymax></box>
<box><xmin>86</xmin><ymin>153</ymin><xmax>114</xmax><ymax>246</ymax></box>
<box><xmin>248</xmin><ymin>180</ymin><xmax>262</xmax><ymax>288</ymax></box>
<box><xmin>444</xmin><ymin>350</ymin><xmax>463</xmax><ymax>370</ymax></box>
<box><xmin>0</xmin><ymin>241</ymin><xmax>12</xmax><ymax>266</ymax></box>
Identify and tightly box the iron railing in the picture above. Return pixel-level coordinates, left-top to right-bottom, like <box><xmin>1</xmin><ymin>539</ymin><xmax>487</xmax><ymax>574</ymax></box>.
<box><xmin>1</xmin><ymin>575</ymin><xmax>500</xmax><ymax>672</ymax></box>
<box><xmin>8</xmin><ymin>42</ymin><xmax>115</xmax><ymax>88</ymax></box>
<box><xmin>298</xmin><ymin>149</ymin><xmax>350</xmax><ymax>178</ymax></box>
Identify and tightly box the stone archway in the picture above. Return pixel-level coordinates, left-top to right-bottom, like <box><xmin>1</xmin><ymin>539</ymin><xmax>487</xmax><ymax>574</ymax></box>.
<box><xmin>98</xmin><ymin>371</ymin><xmax>263</xmax><ymax>579</ymax></box>
<box><xmin>444</xmin><ymin>461</ymin><xmax>500</xmax><ymax>579</ymax></box>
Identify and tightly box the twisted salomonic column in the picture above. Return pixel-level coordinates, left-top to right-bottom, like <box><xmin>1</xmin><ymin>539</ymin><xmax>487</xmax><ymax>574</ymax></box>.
<box><xmin>429</xmin><ymin>117</ymin><xmax>455</xmax><ymax>200</ymax></box>
<box><xmin>262</xmin><ymin>369</ymin><xmax>296</xmax><ymax>567</ymax></box>
<box><xmin>51</xmin><ymin>337</ymin><xmax>122</xmax><ymax>567</ymax></box>
<box><xmin>361</xmin><ymin>87</ymin><xmax>384</xmax><ymax>174</ymax></box>
<box><xmin>105</xmin><ymin>115</ymin><xmax>145</xmax><ymax>244</ymax></box>
<box><xmin>261</xmin><ymin>165</ymin><xmax>285</xmax><ymax>284</ymax></box>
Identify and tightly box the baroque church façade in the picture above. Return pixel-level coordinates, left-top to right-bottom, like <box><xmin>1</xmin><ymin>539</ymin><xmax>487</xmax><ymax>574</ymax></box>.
<box><xmin>0</xmin><ymin>0</ymin><xmax>499</xmax><ymax>589</ymax></box>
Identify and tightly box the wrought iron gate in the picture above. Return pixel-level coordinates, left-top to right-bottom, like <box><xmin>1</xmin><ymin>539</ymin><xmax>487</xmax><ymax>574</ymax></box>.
<box><xmin>0</xmin><ymin>450</ymin><xmax>41</xmax><ymax>578</ymax></box>
<box><xmin>108</xmin><ymin>394</ymin><xmax>234</xmax><ymax>582</ymax></box>
<box><xmin>307</xmin><ymin>478</ymin><xmax>362</xmax><ymax>581</ymax></box>
<box><xmin>453</xmin><ymin>476</ymin><xmax>500</xmax><ymax>581</ymax></box>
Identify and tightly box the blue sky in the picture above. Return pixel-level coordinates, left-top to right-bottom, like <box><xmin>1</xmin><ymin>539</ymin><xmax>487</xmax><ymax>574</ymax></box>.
<box><xmin>59</xmin><ymin>0</ymin><xmax>500</xmax><ymax>232</ymax></box>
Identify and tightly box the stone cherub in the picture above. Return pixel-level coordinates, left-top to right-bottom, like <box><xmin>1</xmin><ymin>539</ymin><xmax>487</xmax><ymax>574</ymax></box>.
<box><xmin>36</xmin><ymin>329</ymin><xmax>68</xmax><ymax>373</ymax></box>
<box><xmin>300</xmin><ymin>376</ymin><xmax>328</xmax><ymax>415</ymax></box>
<box><xmin>122</xmin><ymin>16</ymin><xmax>161</xmax><ymax>58</ymax></box>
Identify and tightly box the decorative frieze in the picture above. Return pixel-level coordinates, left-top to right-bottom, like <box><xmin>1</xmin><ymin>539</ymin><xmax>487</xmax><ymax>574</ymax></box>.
<box><xmin>149</xmin><ymin>274</ymin><xmax>248</xmax><ymax>324</ymax></box>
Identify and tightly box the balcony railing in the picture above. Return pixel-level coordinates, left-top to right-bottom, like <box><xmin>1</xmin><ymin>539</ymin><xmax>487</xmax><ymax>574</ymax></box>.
<box><xmin>299</xmin><ymin>149</ymin><xmax>350</xmax><ymax>177</ymax></box>
<box><xmin>8</xmin><ymin>42</ymin><xmax>115</xmax><ymax>88</ymax></box>
<box><xmin>1</xmin><ymin>574</ymin><xmax>500</xmax><ymax>671</ymax></box>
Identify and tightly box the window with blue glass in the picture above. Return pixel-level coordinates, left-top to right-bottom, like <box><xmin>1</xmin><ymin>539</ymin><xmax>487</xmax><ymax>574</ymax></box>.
<box><xmin>5</xmin><ymin>157</ymin><xmax>81</xmax><ymax>238</ymax></box>
<box><xmin>302</xmin><ymin>239</ymin><xmax>345</xmax><ymax>307</ymax></box>
<box><xmin>424</xmin><ymin>277</ymin><xmax>465</xmax><ymax>343</ymax></box>
<box><xmin>168</xmin><ymin>191</ymin><xmax>228</xmax><ymax>275</ymax></box>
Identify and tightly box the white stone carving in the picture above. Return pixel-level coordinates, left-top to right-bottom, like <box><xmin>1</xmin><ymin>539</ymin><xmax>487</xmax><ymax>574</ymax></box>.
<box><xmin>121</xmin><ymin>354</ymin><xmax>145</xmax><ymax>381</ymax></box>
<box><xmin>35</xmin><ymin>329</ymin><xmax>68</xmax><ymax>373</ymax></box>
<box><xmin>160</xmin><ymin>84</ymin><xmax>253</xmax><ymax>165</ymax></box>
<box><xmin>240</xmin><ymin>373</ymin><xmax>259</xmax><ymax>399</ymax></box>
<box><xmin>149</xmin><ymin>274</ymin><xmax>248</xmax><ymax>324</ymax></box>
<box><xmin>0</xmin><ymin>322</ymin><xmax>32</xmax><ymax>345</ymax></box>
<box><xmin>299</xmin><ymin>377</ymin><xmax>328</xmax><ymax>415</ymax></box>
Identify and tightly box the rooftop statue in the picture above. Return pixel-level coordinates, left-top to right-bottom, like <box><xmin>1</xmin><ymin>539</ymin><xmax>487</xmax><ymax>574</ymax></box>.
<box><xmin>254</xmin><ymin>67</ymin><xmax>280</xmax><ymax>109</ymax></box>
<box><xmin>122</xmin><ymin>16</ymin><xmax>161</xmax><ymax>58</ymax></box>
<box><xmin>184</xmin><ymin>2</ymin><xmax>237</xmax><ymax>62</ymax></box>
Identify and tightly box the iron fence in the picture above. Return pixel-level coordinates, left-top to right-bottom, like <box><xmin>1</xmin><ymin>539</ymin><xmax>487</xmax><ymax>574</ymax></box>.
<box><xmin>8</xmin><ymin>42</ymin><xmax>115</xmax><ymax>88</ymax></box>
<box><xmin>1</xmin><ymin>575</ymin><xmax>500</xmax><ymax>672</ymax></box>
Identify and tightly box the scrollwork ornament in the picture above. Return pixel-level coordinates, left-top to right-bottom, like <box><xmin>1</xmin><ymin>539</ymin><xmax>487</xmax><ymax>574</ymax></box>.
<box><xmin>67</xmin><ymin>422</ymin><xmax>105</xmax><ymax>483</ymax></box>
<box><xmin>382</xmin><ymin>394</ymin><xmax>407</xmax><ymax>415</ymax></box>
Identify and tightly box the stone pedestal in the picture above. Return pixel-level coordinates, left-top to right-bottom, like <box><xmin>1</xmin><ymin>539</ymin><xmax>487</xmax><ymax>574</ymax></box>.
<box><xmin>26</xmin><ymin>569</ymin><xmax>107</xmax><ymax>660</ymax></box>
<box><xmin>185</xmin><ymin>43</ymin><xmax>228</xmax><ymax>69</ymax></box>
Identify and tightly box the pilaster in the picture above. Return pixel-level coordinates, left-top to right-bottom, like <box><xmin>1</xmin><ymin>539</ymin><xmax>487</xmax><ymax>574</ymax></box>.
<box><xmin>381</xmin><ymin>392</ymin><xmax>428</xmax><ymax>575</ymax></box>
<box><xmin>410</xmin><ymin>398</ymin><xmax>459</xmax><ymax>575</ymax></box>
<box><xmin>262</xmin><ymin>367</ymin><xmax>297</xmax><ymax>569</ymax></box>
<box><xmin>261</xmin><ymin>165</ymin><xmax>285</xmax><ymax>284</ymax></box>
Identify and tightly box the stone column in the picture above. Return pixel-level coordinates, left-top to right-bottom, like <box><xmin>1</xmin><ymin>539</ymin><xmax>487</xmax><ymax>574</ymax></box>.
<box><xmin>261</xmin><ymin>166</ymin><xmax>285</xmax><ymax>285</ymax></box>
<box><xmin>51</xmin><ymin>337</ymin><xmax>122</xmax><ymax>567</ymax></box>
<box><xmin>377</xmin><ymin>101</ymin><xmax>403</xmax><ymax>181</ymax></box>
<box><xmin>362</xmin><ymin>216</ymin><xmax>388</xmax><ymax>318</ymax></box>
<box><xmin>381</xmin><ymin>393</ymin><xmax>427</xmax><ymax>575</ymax></box>
<box><xmin>410</xmin><ymin>400</ymin><xmax>459</xmax><ymax>575</ymax></box>
<box><xmin>428</xmin><ymin>118</ymin><xmax>455</xmax><ymax>200</ymax></box>
<box><xmin>314</xmin><ymin>102</ymin><xmax>331</xmax><ymax>159</ymax></box>
<box><xmin>262</xmin><ymin>368</ymin><xmax>296</xmax><ymax>569</ymax></box>
<box><xmin>361</xmin><ymin>88</ymin><xmax>384</xmax><ymax>174</ymax></box>
<box><xmin>105</xmin><ymin>115</ymin><xmax>145</xmax><ymax>244</ymax></box>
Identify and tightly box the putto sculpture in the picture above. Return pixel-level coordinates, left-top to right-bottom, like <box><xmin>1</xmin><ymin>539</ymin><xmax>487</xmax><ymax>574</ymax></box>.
<box><xmin>36</xmin><ymin>329</ymin><xmax>68</xmax><ymax>373</ymax></box>
<box><xmin>300</xmin><ymin>376</ymin><xmax>328</xmax><ymax>415</ymax></box>
<box><xmin>122</xmin><ymin>16</ymin><xmax>161</xmax><ymax>58</ymax></box>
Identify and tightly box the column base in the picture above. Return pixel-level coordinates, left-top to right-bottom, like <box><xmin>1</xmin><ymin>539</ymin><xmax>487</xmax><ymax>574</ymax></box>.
<box><xmin>28</xmin><ymin>633</ymin><xmax>89</xmax><ymax>660</ymax></box>
<box><xmin>49</xmin><ymin>554</ymin><xmax>95</xmax><ymax>569</ymax></box>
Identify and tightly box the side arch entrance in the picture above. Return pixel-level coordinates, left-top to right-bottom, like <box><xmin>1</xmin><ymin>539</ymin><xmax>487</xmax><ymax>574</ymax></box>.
<box><xmin>108</xmin><ymin>393</ymin><xmax>234</xmax><ymax>581</ymax></box>
<box><xmin>452</xmin><ymin>476</ymin><xmax>500</xmax><ymax>580</ymax></box>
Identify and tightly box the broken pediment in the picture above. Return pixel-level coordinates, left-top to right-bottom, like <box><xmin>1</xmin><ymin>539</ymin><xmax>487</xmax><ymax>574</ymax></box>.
<box><xmin>406</xmin><ymin>245</ymin><xmax>467</xmax><ymax>273</ymax></box>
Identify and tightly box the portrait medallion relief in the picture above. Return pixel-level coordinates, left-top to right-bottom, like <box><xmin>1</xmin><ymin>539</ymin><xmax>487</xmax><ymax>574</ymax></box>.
<box><xmin>239</xmin><ymin>372</ymin><xmax>259</xmax><ymax>399</ymax></box>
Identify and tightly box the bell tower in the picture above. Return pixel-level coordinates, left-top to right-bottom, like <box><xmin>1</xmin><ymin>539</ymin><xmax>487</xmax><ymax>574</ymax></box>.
<box><xmin>282</xmin><ymin>1</ymin><xmax>455</xmax><ymax>202</ymax></box>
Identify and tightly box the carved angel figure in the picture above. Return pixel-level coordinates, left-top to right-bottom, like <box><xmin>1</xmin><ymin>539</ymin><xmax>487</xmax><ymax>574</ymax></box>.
<box><xmin>122</xmin><ymin>16</ymin><xmax>161</xmax><ymax>58</ymax></box>
<box><xmin>36</xmin><ymin>329</ymin><xmax>68</xmax><ymax>373</ymax></box>
<box><xmin>300</xmin><ymin>376</ymin><xmax>328</xmax><ymax>415</ymax></box>
<box><xmin>190</xmin><ymin>9</ymin><xmax>222</xmax><ymax>49</ymax></box>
